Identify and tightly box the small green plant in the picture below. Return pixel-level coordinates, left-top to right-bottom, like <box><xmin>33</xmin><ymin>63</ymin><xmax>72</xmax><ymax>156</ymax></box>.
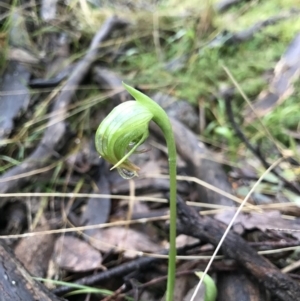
<box><xmin>35</xmin><ymin>278</ymin><xmax>133</xmax><ymax>300</ymax></box>
<box><xmin>95</xmin><ymin>83</ymin><xmax>177</xmax><ymax>301</ymax></box>
<box><xmin>195</xmin><ymin>271</ymin><xmax>217</xmax><ymax>301</ymax></box>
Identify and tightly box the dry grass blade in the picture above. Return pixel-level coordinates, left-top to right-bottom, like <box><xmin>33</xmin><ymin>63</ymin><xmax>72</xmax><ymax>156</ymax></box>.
<box><xmin>146</xmin><ymin>173</ymin><xmax>260</xmax><ymax>210</ymax></box>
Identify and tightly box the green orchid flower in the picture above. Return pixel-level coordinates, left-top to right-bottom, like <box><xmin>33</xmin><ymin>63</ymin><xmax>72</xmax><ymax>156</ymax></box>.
<box><xmin>95</xmin><ymin>100</ymin><xmax>153</xmax><ymax>178</ymax></box>
<box><xmin>95</xmin><ymin>83</ymin><xmax>177</xmax><ymax>301</ymax></box>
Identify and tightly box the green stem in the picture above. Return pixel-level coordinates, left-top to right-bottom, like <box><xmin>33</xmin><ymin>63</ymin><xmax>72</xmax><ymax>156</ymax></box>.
<box><xmin>119</xmin><ymin>84</ymin><xmax>177</xmax><ymax>300</ymax></box>
<box><xmin>154</xmin><ymin>116</ymin><xmax>177</xmax><ymax>301</ymax></box>
<box><xmin>166</xmin><ymin>134</ymin><xmax>177</xmax><ymax>301</ymax></box>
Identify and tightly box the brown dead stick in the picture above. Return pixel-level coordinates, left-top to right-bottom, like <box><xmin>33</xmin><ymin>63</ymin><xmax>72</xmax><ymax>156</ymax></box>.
<box><xmin>177</xmin><ymin>198</ymin><xmax>300</xmax><ymax>301</ymax></box>
<box><xmin>0</xmin><ymin>17</ymin><xmax>128</xmax><ymax>206</ymax></box>
<box><xmin>0</xmin><ymin>241</ymin><xmax>66</xmax><ymax>301</ymax></box>
<box><xmin>0</xmin><ymin>10</ymin><xmax>32</xmax><ymax>141</ymax></box>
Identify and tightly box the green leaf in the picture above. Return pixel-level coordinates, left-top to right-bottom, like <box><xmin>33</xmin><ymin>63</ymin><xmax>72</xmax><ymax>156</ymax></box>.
<box><xmin>195</xmin><ymin>272</ymin><xmax>217</xmax><ymax>301</ymax></box>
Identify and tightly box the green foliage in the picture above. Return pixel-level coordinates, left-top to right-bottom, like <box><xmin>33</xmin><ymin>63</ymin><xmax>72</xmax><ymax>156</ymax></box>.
<box><xmin>34</xmin><ymin>278</ymin><xmax>133</xmax><ymax>300</ymax></box>
<box><xmin>114</xmin><ymin>0</ymin><xmax>300</xmax><ymax>155</ymax></box>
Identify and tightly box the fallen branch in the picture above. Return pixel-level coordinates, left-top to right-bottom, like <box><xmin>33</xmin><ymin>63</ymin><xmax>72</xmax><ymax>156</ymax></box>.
<box><xmin>177</xmin><ymin>197</ymin><xmax>300</xmax><ymax>301</ymax></box>
<box><xmin>0</xmin><ymin>11</ymin><xmax>32</xmax><ymax>141</ymax></box>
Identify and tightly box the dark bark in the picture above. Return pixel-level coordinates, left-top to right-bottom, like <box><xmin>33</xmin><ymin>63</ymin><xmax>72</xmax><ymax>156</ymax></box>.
<box><xmin>0</xmin><ymin>241</ymin><xmax>66</xmax><ymax>301</ymax></box>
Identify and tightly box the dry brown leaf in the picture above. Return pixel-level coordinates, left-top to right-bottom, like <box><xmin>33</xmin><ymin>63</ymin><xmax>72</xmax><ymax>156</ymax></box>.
<box><xmin>216</xmin><ymin>210</ymin><xmax>300</xmax><ymax>240</ymax></box>
<box><xmin>14</xmin><ymin>222</ymin><xmax>55</xmax><ymax>277</ymax></box>
<box><xmin>53</xmin><ymin>236</ymin><xmax>102</xmax><ymax>272</ymax></box>
<box><xmin>175</xmin><ymin>234</ymin><xmax>200</xmax><ymax>249</ymax></box>
<box><xmin>88</xmin><ymin>227</ymin><xmax>161</xmax><ymax>258</ymax></box>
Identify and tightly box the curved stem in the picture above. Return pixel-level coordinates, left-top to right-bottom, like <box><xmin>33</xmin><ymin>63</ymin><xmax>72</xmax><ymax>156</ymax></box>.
<box><xmin>147</xmin><ymin>108</ymin><xmax>177</xmax><ymax>301</ymax></box>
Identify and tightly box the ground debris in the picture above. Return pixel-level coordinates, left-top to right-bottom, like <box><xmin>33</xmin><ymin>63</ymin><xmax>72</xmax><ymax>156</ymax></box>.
<box><xmin>14</xmin><ymin>220</ymin><xmax>55</xmax><ymax>277</ymax></box>
<box><xmin>0</xmin><ymin>62</ymin><xmax>30</xmax><ymax>140</ymax></box>
<box><xmin>53</xmin><ymin>235</ymin><xmax>102</xmax><ymax>272</ymax></box>
<box><xmin>88</xmin><ymin>226</ymin><xmax>161</xmax><ymax>258</ymax></box>
<box><xmin>0</xmin><ymin>241</ymin><xmax>66</xmax><ymax>301</ymax></box>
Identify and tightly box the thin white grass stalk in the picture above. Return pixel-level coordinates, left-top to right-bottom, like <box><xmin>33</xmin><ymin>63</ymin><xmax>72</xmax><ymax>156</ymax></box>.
<box><xmin>149</xmin><ymin>139</ymin><xmax>240</xmax><ymax>168</ymax></box>
<box><xmin>24</xmin><ymin>90</ymin><xmax>112</xmax><ymax>128</ymax></box>
<box><xmin>147</xmin><ymin>247</ymin><xmax>300</xmax><ymax>259</ymax></box>
<box><xmin>190</xmin><ymin>157</ymin><xmax>283</xmax><ymax>301</ymax></box>
<box><xmin>2</xmin><ymin>190</ymin><xmax>295</xmax><ymax>216</ymax></box>
<box><xmin>35</xmin><ymin>92</ymin><xmax>121</xmax><ymax>132</ymax></box>
<box><xmin>0</xmin><ymin>194</ymin><xmax>296</xmax><ymax>213</ymax></box>
<box><xmin>147</xmin><ymin>174</ymin><xmax>259</xmax><ymax>210</ymax></box>
<box><xmin>0</xmin><ymin>215</ymin><xmax>169</xmax><ymax>239</ymax></box>
<box><xmin>0</xmin><ymin>192</ymin><xmax>167</xmax><ymax>202</ymax></box>
<box><xmin>259</xmin><ymin>246</ymin><xmax>300</xmax><ymax>255</ymax></box>
<box><xmin>0</xmin><ymin>192</ymin><xmax>235</xmax><ymax>209</ymax></box>
<box><xmin>0</xmin><ymin>163</ymin><xmax>59</xmax><ymax>181</ymax></box>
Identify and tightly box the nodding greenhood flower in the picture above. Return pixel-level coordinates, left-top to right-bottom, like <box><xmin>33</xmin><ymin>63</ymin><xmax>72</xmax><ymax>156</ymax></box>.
<box><xmin>95</xmin><ymin>83</ymin><xmax>177</xmax><ymax>301</ymax></box>
<box><xmin>95</xmin><ymin>83</ymin><xmax>162</xmax><ymax>179</ymax></box>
